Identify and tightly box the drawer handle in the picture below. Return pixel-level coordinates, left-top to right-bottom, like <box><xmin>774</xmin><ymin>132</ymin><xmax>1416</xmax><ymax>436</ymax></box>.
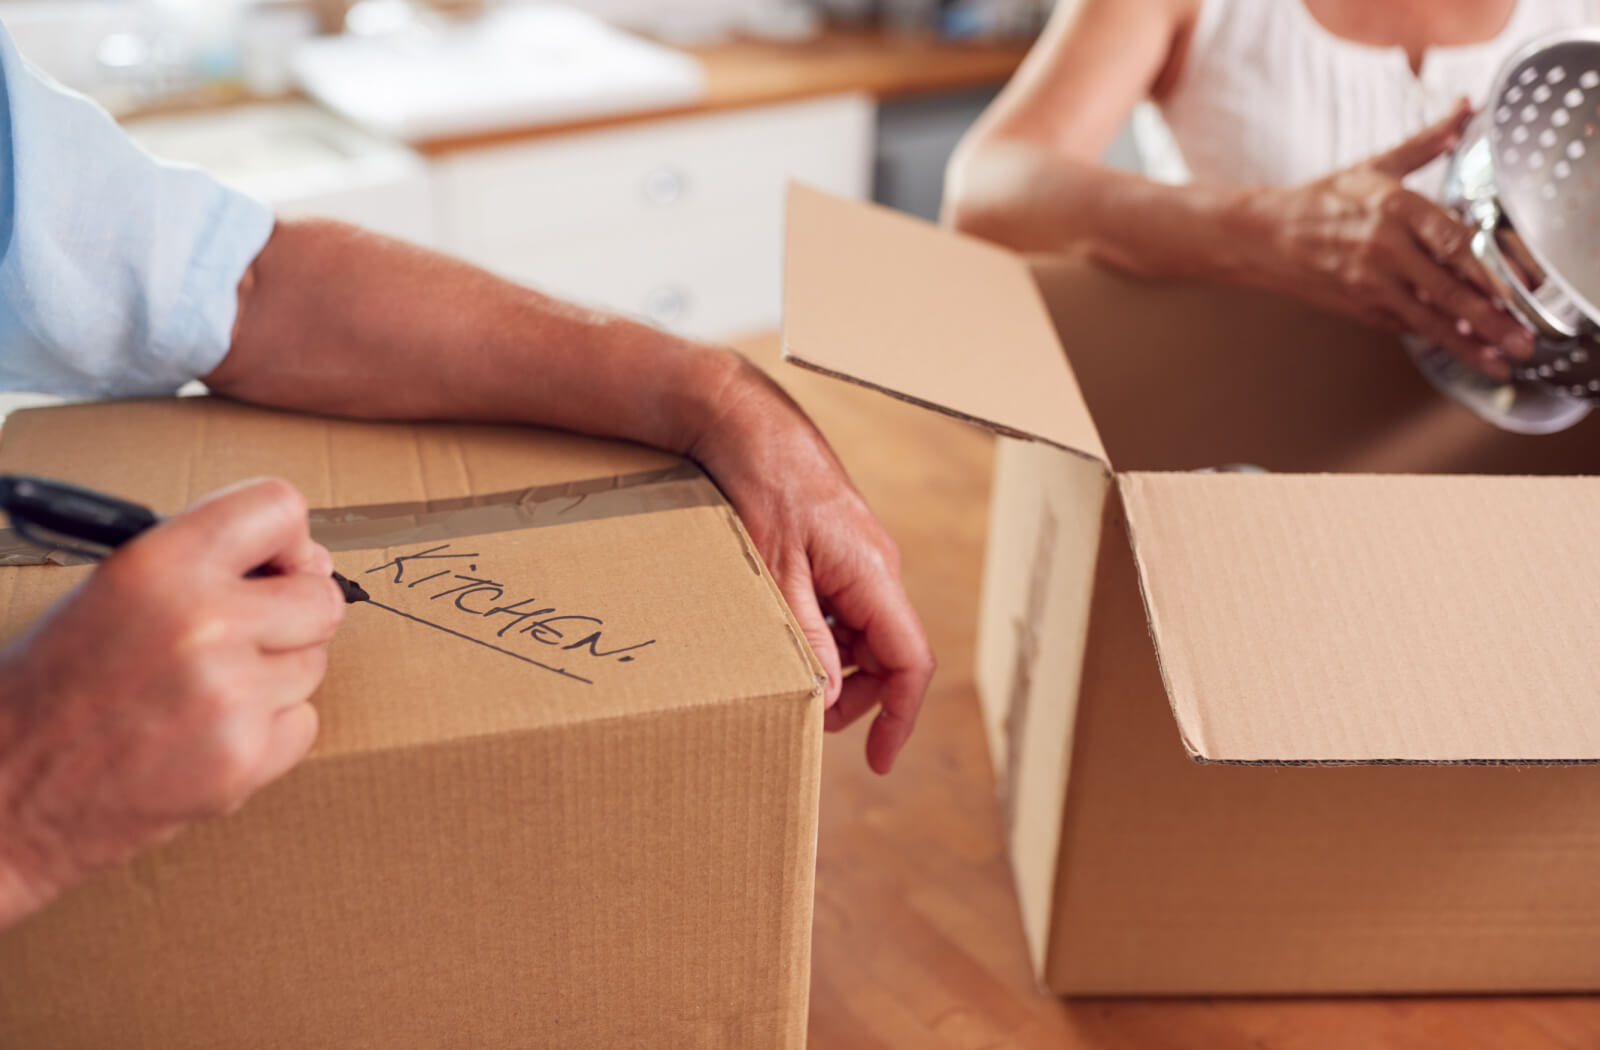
<box><xmin>643</xmin><ymin>286</ymin><xmax>690</xmax><ymax>327</ymax></box>
<box><xmin>641</xmin><ymin>167</ymin><xmax>689</xmax><ymax>206</ymax></box>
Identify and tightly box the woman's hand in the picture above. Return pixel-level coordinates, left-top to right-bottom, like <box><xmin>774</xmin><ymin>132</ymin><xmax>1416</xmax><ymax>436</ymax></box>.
<box><xmin>688</xmin><ymin>360</ymin><xmax>935</xmax><ymax>775</ymax></box>
<box><xmin>1237</xmin><ymin>101</ymin><xmax>1534</xmax><ymax>379</ymax></box>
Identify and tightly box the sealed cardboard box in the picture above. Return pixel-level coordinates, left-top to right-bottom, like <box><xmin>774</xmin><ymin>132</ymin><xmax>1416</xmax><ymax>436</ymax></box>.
<box><xmin>0</xmin><ymin>398</ymin><xmax>824</xmax><ymax>1047</ymax></box>
<box><xmin>784</xmin><ymin>185</ymin><xmax>1600</xmax><ymax>996</ymax></box>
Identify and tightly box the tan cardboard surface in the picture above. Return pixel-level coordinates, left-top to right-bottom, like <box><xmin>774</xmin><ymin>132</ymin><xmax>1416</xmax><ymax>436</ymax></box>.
<box><xmin>0</xmin><ymin>399</ymin><xmax>820</xmax><ymax>756</ymax></box>
<box><xmin>0</xmin><ymin>398</ymin><xmax>823</xmax><ymax>1047</ymax></box>
<box><xmin>0</xmin><ymin>397</ymin><xmax>683</xmax><ymax>512</ymax></box>
<box><xmin>1122</xmin><ymin>472</ymin><xmax>1600</xmax><ymax>763</ymax></box>
<box><xmin>783</xmin><ymin>191</ymin><xmax>1600</xmax><ymax>995</ymax></box>
<box><xmin>1</xmin><ymin>697</ymin><xmax>823</xmax><ymax>1046</ymax></box>
<box><xmin>1048</xmin><ymin>486</ymin><xmax>1600</xmax><ymax>994</ymax></box>
<box><xmin>973</xmin><ymin>438</ymin><xmax>1108</xmax><ymax>978</ymax></box>
<box><xmin>782</xmin><ymin>184</ymin><xmax>1107</xmax><ymax>464</ymax></box>
<box><xmin>1029</xmin><ymin>254</ymin><xmax>1600</xmax><ymax>477</ymax></box>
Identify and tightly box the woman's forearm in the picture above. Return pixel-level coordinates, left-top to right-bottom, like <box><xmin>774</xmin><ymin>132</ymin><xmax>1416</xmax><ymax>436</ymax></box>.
<box><xmin>208</xmin><ymin>218</ymin><xmax>757</xmax><ymax>456</ymax></box>
<box><xmin>944</xmin><ymin>108</ymin><xmax>1532</xmax><ymax>373</ymax></box>
<box><xmin>944</xmin><ymin>137</ymin><xmax>1266</xmax><ymax>285</ymax></box>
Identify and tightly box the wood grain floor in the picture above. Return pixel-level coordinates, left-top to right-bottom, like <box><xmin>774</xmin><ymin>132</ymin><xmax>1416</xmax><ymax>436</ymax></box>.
<box><xmin>733</xmin><ymin>335</ymin><xmax>1600</xmax><ymax>1050</ymax></box>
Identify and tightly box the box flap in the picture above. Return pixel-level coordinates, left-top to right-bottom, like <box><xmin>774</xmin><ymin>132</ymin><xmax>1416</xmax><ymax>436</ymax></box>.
<box><xmin>1121</xmin><ymin>472</ymin><xmax>1600</xmax><ymax>764</ymax></box>
<box><xmin>782</xmin><ymin>184</ymin><xmax>1107</xmax><ymax>466</ymax></box>
<box><xmin>0</xmin><ymin>399</ymin><xmax>823</xmax><ymax>761</ymax></box>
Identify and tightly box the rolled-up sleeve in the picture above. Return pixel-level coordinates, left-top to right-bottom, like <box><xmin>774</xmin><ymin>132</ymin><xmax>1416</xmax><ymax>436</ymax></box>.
<box><xmin>0</xmin><ymin>23</ymin><xmax>274</xmax><ymax>398</ymax></box>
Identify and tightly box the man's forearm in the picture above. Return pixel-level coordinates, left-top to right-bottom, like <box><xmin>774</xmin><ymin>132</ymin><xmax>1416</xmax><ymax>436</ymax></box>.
<box><xmin>207</xmin><ymin>219</ymin><xmax>758</xmax><ymax>456</ymax></box>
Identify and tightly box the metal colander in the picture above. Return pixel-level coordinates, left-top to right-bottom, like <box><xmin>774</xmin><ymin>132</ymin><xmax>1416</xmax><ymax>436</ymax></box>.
<box><xmin>1492</xmin><ymin>33</ymin><xmax>1600</xmax><ymax>323</ymax></box>
<box><xmin>1412</xmin><ymin>28</ymin><xmax>1600</xmax><ymax>434</ymax></box>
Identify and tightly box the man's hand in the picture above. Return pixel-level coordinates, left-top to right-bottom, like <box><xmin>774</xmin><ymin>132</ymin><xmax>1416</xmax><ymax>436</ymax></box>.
<box><xmin>689</xmin><ymin>360</ymin><xmax>935</xmax><ymax>775</ymax></box>
<box><xmin>0</xmin><ymin>479</ymin><xmax>343</xmax><ymax>929</ymax></box>
<box><xmin>214</xmin><ymin>219</ymin><xmax>933</xmax><ymax>773</ymax></box>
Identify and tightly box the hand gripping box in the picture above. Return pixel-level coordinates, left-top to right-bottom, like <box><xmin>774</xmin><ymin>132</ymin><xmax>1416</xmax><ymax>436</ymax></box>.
<box><xmin>783</xmin><ymin>185</ymin><xmax>1600</xmax><ymax>996</ymax></box>
<box><xmin>0</xmin><ymin>398</ymin><xmax>824</xmax><ymax>1048</ymax></box>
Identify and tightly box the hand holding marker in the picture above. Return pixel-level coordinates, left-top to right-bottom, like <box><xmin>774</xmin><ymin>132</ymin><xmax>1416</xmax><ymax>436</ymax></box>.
<box><xmin>0</xmin><ymin>474</ymin><xmax>368</xmax><ymax>602</ymax></box>
<box><xmin>0</xmin><ymin>473</ymin><xmax>353</xmax><ymax>929</ymax></box>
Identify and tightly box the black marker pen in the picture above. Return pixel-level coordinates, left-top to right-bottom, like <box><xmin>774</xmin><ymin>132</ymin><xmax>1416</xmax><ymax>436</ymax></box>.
<box><xmin>0</xmin><ymin>474</ymin><xmax>368</xmax><ymax>603</ymax></box>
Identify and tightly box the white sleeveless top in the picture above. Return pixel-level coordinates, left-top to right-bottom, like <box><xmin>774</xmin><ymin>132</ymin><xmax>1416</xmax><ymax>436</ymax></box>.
<box><xmin>1137</xmin><ymin>0</ymin><xmax>1600</xmax><ymax>188</ymax></box>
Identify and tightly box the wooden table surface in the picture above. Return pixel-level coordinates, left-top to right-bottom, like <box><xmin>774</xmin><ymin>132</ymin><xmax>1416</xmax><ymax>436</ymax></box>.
<box><xmin>732</xmin><ymin>334</ymin><xmax>1600</xmax><ymax>1050</ymax></box>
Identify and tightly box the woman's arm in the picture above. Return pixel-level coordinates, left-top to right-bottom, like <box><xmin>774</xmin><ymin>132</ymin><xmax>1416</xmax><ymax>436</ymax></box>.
<box><xmin>943</xmin><ymin>0</ymin><xmax>1216</xmax><ymax>268</ymax></box>
<box><xmin>945</xmin><ymin>0</ymin><xmax>1533</xmax><ymax>375</ymax></box>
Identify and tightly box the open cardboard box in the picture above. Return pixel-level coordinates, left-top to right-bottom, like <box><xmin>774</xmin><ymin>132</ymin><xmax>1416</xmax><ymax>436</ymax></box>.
<box><xmin>0</xmin><ymin>398</ymin><xmax>823</xmax><ymax>1048</ymax></box>
<box><xmin>784</xmin><ymin>185</ymin><xmax>1600</xmax><ymax>996</ymax></box>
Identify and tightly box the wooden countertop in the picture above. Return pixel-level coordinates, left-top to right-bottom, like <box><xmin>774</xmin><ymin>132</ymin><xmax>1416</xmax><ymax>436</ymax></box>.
<box><xmin>116</xmin><ymin>27</ymin><xmax>1027</xmax><ymax>155</ymax></box>
<box><xmin>412</xmin><ymin>28</ymin><xmax>1029</xmax><ymax>155</ymax></box>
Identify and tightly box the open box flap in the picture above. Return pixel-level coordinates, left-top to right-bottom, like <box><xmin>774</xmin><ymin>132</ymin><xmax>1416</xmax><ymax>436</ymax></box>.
<box><xmin>1120</xmin><ymin>471</ymin><xmax>1600</xmax><ymax>764</ymax></box>
<box><xmin>782</xmin><ymin>184</ymin><xmax>1108</xmax><ymax>467</ymax></box>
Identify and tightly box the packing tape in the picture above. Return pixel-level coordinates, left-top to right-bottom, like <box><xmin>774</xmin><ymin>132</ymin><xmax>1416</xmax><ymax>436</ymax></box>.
<box><xmin>0</xmin><ymin>463</ymin><xmax>723</xmax><ymax>565</ymax></box>
<box><xmin>0</xmin><ymin>540</ymin><xmax>93</xmax><ymax>567</ymax></box>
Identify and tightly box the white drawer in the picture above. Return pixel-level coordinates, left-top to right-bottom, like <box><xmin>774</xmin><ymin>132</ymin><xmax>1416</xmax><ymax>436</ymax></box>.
<box><xmin>127</xmin><ymin>103</ymin><xmax>438</xmax><ymax>248</ymax></box>
<box><xmin>435</xmin><ymin>93</ymin><xmax>874</xmax><ymax>254</ymax></box>
<box><xmin>275</xmin><ymin>173</ymin><xmax>438</xmax><ymax>248</ymax></box>
<box><xmin>434</xmin><ymin>92</ymin><xmax>874</xmax><ymax>340</ymax></box>
<box><xmin>488</xmin><ymin>209</ymin><xmax>782</xmax><ymax>341</ymax></box>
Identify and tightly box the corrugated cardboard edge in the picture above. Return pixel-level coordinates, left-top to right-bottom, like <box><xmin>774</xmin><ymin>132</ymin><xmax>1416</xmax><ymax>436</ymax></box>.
<box><xmin>298</xmin><ymin>682</ymin><xmax>824</xmax><ymax>770</ymax></box>
<box><xmin>713</xmin><ymin>503</ymin><xmax>828</xmax><ymax>701</ymax></box>
<box><xmin>1115</xmin><ymin>474</ymin><xmax>1209</xmax><ymax>762</ymax></box>
<box><xmin>780</xmin><ymin>183</ymin><xmax>1112</xmax><ymax>471</ymax></box>
<box><xmin>780</xmin><ymin>356</ymin><xmax>1111</xmax><ymax>474</ymax></box>
<box><xmin>1117</xmin><ymin>472</ymin><xmax>1600</xmax><ymax>768</ymax></box>
<box><xmin>1036</xmin><ymin>479</ymin><xmax>1144</xmax><ymax>994</ymax></box>
<box><xmin>967</xmin><ymin>437</ymin><xmax>1112</xmax><ymax>987</ymax></box>
<box><xmin>708</xmin><ymin>495</ymin><xmax>825</xmax><ymax>1041</ymax></box>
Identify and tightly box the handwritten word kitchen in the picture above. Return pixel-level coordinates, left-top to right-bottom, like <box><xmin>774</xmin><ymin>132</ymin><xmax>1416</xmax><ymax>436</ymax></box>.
<box><xmin>365</xmin><ymin>544</ymin><xmax>656</xmax><ymax>666</ymax></box>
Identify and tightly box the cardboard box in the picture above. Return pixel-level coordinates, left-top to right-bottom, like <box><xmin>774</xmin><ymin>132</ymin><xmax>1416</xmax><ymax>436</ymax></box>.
<box><xmin>783</xmin><ymin>185</ymin><xmax>1600</xmax><ymax>996</ymax></box>
<box><xmin>0</xmin><ymin>398</ymin><xmax>824</xmax><ymax>1047</ymax></box>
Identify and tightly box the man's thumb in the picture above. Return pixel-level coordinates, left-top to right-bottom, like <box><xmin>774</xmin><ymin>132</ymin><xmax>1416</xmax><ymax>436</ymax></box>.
<box><xmin>1370</xmin><ymin>99</ymin><xmax>1473</xmax><ymax>177</ymax></box>
<box><xmin>778</xmin><ymin>562</ymin><xmax>842</xmax><ymax>707</ymax></box>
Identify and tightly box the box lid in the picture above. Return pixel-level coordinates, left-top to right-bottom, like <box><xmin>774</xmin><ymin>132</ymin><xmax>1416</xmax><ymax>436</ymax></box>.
<box><xmin>1122</xmin><ymin>471</ymin><xmax>1600</xmax><ymax>764</ymax></box>
<box><xmin>783</xmin><ymin>184</ymin><xmax>1108</xmax><ymax>467</ymax></box>
<box><xmin>782</xmin><ymin>189</ymin><xmax>1600</xmax><ymax>767</ymax></box>
<box><xmin>0</xmin><ymin>398</ymin><xmax>823</xmax><ymax>761</ymax></box>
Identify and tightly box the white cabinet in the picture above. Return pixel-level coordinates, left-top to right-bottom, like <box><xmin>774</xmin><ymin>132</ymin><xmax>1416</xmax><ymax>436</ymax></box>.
<box><xmin>126</xmin><ymin>103</ymin><xmax>437</xmax><ymax>247</ymax></box>
<box><xmin>434</xmin><ymin>92</ymin><xmax>875</xmax><ymax>340</ymax></box>
<box><xmin>117</xmin><ymin>93</ymin><xmax>875</xmax><ymax>341</ymax></box>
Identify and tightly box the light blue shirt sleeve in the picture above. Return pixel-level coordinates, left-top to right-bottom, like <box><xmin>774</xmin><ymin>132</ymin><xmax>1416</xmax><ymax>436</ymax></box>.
<box><xmin>0</xmin><ymin>22</ymin><xmax>274</xmax><ymax>398</ymax></box>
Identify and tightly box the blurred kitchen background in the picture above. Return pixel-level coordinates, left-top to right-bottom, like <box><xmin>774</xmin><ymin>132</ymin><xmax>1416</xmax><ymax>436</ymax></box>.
<box><xmin>3</xmin><ymin>0</ymin><xmax>1138</xmax><ymax>342</ymax></box>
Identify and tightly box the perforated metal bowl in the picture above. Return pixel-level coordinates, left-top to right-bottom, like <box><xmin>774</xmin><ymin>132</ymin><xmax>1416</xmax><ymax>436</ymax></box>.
<box><xmin>1412</xmin><ymin>29</ymin><xmax>1600</xmax><ymax>434</ymax></box>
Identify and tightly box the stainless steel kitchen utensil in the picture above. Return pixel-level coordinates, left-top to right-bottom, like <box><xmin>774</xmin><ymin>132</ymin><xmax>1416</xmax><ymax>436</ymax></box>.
<box><xmin>1412</xmin><ymin>28</ymin><xmax>1600</xmax><ymax>434</ymax></box>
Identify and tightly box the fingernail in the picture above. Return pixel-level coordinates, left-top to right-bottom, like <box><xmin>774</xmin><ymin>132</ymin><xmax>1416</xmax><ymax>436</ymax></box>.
<box><xmin>1505</xmin><ymin>330</ymin><xmax>1536</xmax><ymax>359</ymax></box>
<box><xmin>1479</xmin><ymin>349</ymin><xmax>1511</xmax><ymax>381</ymax></box>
